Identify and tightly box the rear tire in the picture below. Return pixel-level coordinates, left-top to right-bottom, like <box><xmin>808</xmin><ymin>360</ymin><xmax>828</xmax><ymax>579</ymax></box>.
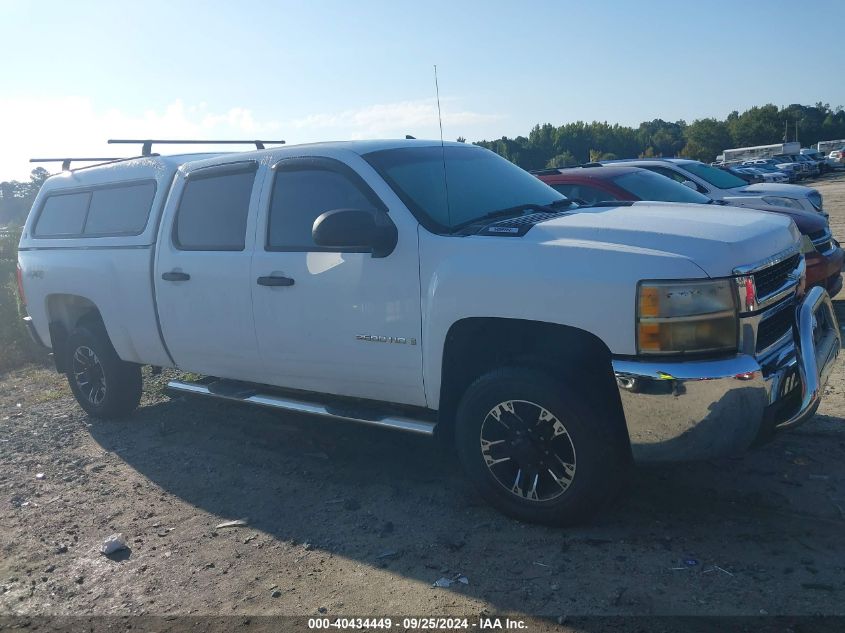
<box><xmin>66</xmin><ymin>325</ymin><xmax>142</xmax><ymax>418</ymax></box>
<box><xmin>454</xmin><ymin>367</ymin><xmax>629</xmax><ymax>526</ymax></box>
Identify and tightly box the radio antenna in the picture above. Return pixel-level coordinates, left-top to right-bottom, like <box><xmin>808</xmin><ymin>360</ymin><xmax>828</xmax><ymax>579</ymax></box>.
<box><xmin>434</xmin><ymin>64</ymin><xmax>451</xmax><ymax>225</ymax></box>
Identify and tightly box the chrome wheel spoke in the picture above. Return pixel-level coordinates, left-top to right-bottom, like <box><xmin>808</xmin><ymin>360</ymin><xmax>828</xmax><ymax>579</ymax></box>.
<box><xmin>527</xmin><ymin>473</ymin><xmax>539</xmax><ymax>500</ymax></box>
<box><xmin>547</xmin><ymin>463</ymin><xmax>576</xmax><ymax>491</ymax></box>
<box><xmin>489</xmin><ymin>401</ymin><xmax>515</xmax><ymax>428</ymax></box>
<box><xmin>481</xmin><ymin>439</ymin><xmax>510</xmax><ymax>467</ymax></box>
<box><xmin>72</xmin><ymin>345</ymin><xmax>107</xmax><ymax>406</ymax></box>
<box><xmin>510</xmin><ymin>469</ymin><xmax>524</xmax><ymax>497</ymax></box>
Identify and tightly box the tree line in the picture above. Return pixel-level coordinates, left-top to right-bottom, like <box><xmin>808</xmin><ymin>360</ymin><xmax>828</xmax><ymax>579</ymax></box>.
<box><xmin>474</xmin><ymin>102</ymin><xmax>845</xmax><ymax>171</ymax></box>
<box><xmin>0</xmin><ymin>167</ymin><xmax>50</xmax><ymax>228</ymax></box>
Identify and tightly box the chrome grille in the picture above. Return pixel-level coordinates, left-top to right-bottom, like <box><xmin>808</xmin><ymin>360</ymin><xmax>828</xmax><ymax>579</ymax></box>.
<box><xmin>753</xmin><ymin>253</ymin><xmax>801</xmax><ymax>298</ymax></box>
<box><xmin>756</xmin><ymin>303</ymin><xmax>794</xmax><ymax>353</ymax></box>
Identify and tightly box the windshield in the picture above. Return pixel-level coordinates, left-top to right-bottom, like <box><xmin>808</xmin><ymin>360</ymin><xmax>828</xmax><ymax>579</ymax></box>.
<box><xmin>681</xmin><ymin>162</ymin><xmax>748</xmax><ymax>189</ymax></box>
<box><xmin>363</xmin><ymin>145</ymin><xmax>566</xmax><ymax>231</ymax></box>
<box><xmin>611</xmin><ymin>170</ymin><xmax>711</xmax><ymax>204</ymax></box>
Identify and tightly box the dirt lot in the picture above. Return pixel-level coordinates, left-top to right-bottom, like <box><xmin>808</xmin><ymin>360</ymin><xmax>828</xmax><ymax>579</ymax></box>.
<box><xmin>1</xmin><ymin>174</ymin><xmax>845</xmax><ymax>625</ymax></box>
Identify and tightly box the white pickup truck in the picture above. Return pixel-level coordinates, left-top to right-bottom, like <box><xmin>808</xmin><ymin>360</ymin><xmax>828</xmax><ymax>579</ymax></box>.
<box><xmin>17</xmin><ymin>140</ymin><xmax>841</xmax><ymax>525</ymax></box>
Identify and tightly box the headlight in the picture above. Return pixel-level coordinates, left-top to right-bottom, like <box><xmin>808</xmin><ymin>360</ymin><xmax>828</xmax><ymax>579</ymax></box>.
<box><xmin>762</xmin><ymin>196</ymin><xmax>803</xmax><ymax>210</ymax></box>
<box><xmin>637</xmin><ymin>279</ymin><xmax>737</xmax><ymax>355</ymax></box>
<box><xmin>800</xmin><ymin>234</ymin><xmax>817</xmax><ymax>254</ymax></box>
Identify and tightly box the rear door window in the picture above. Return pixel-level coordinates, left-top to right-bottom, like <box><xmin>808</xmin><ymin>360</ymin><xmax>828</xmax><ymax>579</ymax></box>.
<box><xmin>34</xmin><ymin>192</ymin><xmax>91</xmax><ymax>237</ymax></box>
<box><xmin>174</xmin><ymin>165</ymin><xmax>257</xmax><ymax>251</ymax></box>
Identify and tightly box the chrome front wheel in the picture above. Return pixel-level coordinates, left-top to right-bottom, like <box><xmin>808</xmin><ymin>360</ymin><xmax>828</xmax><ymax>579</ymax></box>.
<box><xmin>455</xmin><ymin>367</ymin><xmax>629</xmax><ymax>526</ymax></box>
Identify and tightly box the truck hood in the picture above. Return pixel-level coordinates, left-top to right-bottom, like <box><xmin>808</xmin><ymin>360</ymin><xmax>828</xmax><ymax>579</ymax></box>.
<box><xmin>720</xmin><ymin>198</ymin><xmax>827</xmax><ymax>234</ymax></box>
<box><xmin>726</xmin><ymin>182</ymin><xmax>816</xmax><ymax>198</ymax></box>
<box><xmin>527</xmin><ymin>202</ymin><xmax>800</xmax><ymax>278</ymax></box>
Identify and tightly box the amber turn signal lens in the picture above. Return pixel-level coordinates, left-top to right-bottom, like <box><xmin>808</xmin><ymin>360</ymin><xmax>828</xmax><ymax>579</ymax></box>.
<box><xmin>637</xmin><ymin>323</ymin><xmax>662</xmax><ymax>351</ymax></box>
<box><xmin>638</xmin><ymin>286</ymin><xmax>660</xmax><ymax>318</ymax></box>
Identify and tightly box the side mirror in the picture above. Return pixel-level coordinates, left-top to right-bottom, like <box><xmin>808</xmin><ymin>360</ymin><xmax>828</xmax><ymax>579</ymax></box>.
<box><xmin>312</xmin><ymin>208</ymin><xmax>398</xmax><ymax>258</ymax></box>
<box><xmin>681</xmin><ymin>180</ymin><xmax>698</xmax><ymax>191</ymax></box>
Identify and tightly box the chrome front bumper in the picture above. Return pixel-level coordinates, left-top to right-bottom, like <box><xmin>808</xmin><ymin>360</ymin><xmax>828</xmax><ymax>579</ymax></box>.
<box><xmin>613</xmin><ymin>286</ymin><xmax>841</xmax><ymax>462</ymax></box>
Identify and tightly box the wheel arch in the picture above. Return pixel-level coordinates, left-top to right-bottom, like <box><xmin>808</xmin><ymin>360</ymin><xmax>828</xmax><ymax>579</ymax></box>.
<box><xmin>437</xmin><ymin>317</ymin><xmax>629</xmax><ymax>449</ymax></box>
<box><xmin>45</xmin><ymin>294</ymin><xmax>106</xmax><ymax>372</ymax></box>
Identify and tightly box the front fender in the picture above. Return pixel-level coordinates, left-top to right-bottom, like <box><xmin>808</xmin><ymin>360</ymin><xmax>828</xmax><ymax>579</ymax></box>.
<box><xmin>418</xmin><ymin>229</ymin><xmax>707</xmax><ymax>408</ymax></box>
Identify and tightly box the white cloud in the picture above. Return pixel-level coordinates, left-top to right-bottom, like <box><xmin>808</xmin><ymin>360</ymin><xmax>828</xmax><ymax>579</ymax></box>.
<box><xmin>0</xmin><ymin>96</ymin><xmax>501</xmax><ymax>180</ymax></box>
<box><xmin>290</xmin><ymin>98</ymin><xmax>502</xmax><ymax>137</ymax></box>
<box><xmin>0</xmin><ymin>97</ymin><xmax>279</xmax><ymax>180</ymax></box>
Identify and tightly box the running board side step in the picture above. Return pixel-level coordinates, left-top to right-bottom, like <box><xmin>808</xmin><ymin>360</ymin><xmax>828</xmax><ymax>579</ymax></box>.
<box><xmin>166</xmin><ymin>380</ymin><xmax>437</xmax><ymax>436</ymax></box>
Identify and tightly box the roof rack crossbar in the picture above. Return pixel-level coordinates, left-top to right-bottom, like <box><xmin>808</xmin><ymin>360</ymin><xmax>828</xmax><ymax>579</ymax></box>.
<box><xmin>108</xmin><ymin>139</ymin><xmax>286</xmax><ymax>156</ymax></box>
<box><xmin>30</xmin><ymin>157</ymin><xmax>125</xmax><ymax>171</ymax></box>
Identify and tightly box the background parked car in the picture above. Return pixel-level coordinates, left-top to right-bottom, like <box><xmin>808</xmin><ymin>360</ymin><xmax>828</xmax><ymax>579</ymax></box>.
<box><xmin>534</xmin><ymin>164</ymin><xmax>844</xmax><ymax>297</ymax></box>
<box><xmin>795</xmin><ymin>153</ymin><xmax>822</xmax><ymax>177</ymax></box>
<box><xmin>606</xmin><ymin>158</ymin><xmax>827</xmax><ymax>216</ymax></box>
<box><xmin>722</xmin><ymin>165</ymin><xmax>763</xmax><ymax>183</ymax></box>
<box><xmin>742</xmin><ymin>158</ymin><xmax>800</xmax><ymax>182</ymax></box>
<box><xmin>723</xmin><ymin>165</ymin><xmax>788</xmax><ymax>184</ymax></box>
<box><xmin>829</xmin><ymin>148</ymin><xmax>845</xmax><ymax>166</ymax></box>
<box><xmin>801</xmin><ymin>148</ymin><xmax>837</xmax><ymax>173</ymax></box>
<box><xmin>770</xmin><ymin>154</ymin><xmax>807</xmax><ymax>179</ymax></box>
<box><xmin>741</xmin><ymin>163</ymin><xmax>790</xmax><ymax>182</ymax></box>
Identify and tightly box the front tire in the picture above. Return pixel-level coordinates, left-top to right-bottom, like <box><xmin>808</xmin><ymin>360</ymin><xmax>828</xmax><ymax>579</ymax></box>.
<box><xmin>66</xmin><ymin>325</ymin><xmax>142</xmax><ymax>418</ymax></box>
<box><xmin>455</xmin><ymin>367</ymin><xmax>629</xmax><ymax>526</ymax></box>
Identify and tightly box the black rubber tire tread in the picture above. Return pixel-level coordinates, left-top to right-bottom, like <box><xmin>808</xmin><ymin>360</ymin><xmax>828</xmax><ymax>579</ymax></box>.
<box><xmin>454</xmin><ymin>366</ymin><xmax>629</xmax><ymax>526</ymax></box>
<box><xmin>65</xmin><ymin>325</ymin><xmax>142</xmax><ymax>419</ymax></box>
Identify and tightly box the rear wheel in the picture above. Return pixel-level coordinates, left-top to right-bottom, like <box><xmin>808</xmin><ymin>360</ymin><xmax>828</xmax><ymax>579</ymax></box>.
<box><xmin>455</xmin><ymin>367</ymin><xmax>629</xmax><ymax>526</ymax></box>
<box><xmin>66</xmin><ymin>325</ymin><xmax>142</xmax><ymax>418</ymax></box>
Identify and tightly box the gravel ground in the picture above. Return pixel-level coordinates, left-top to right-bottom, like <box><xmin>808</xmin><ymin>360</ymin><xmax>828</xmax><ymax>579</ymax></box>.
<box><xmin>1</xmin><ymin>174</ymin><xmax>844</xmax><ymax>625</ymax></box>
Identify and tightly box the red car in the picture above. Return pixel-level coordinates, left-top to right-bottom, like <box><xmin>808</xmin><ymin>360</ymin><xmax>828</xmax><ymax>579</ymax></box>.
<box><xmin>535</xmin><ymin>165</ymin><xmax>844</xmax><ymax>297</ymax></box>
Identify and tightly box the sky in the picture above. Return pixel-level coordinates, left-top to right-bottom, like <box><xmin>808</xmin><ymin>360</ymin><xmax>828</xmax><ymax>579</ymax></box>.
<box><xmin>1</xmin><ymin>0</ymin><xmax>844</xmax><ymax>179</ymax></box>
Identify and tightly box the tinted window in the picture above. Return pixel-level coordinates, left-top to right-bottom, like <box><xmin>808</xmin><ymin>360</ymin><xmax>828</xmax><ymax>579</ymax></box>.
<box><xmin>611</xmin><ymin>170</ymin><xmax>711</xmax><ymax>204</ymax></box>
<box><xmin>84</xmin><ymin>182</ymin><xmax>156</xmax><ymax>235</ymax></box>
<box><xmin>681</xmin><ymin>162</ymin><xmax>747</xmax><ymax>189</ymax></box>
<box><xmin>364</xmin><ymin>146</ymin><xmax>564</xmax><ymax>231</ymax></box>
<box><xmin>175</xmin><ymin>167</ymin><xmax>256</xmax><ymax>250</ymax></box>
<box><xmin>645</xmin><ymin>166</ymin><xmax>687</xmax><ymax>184</ymax></box>
<box><xmin>268</xmin><ymin>168</ymin><xmax>378</xmax><ymax>250</ymax></box>
<box><xmin>35</xmin><ymin>192</ymin><xmax>90</xmax><ymax>237</ymax></box>
<box><xmin>549</xmin><ymin>183</ymin><xmax>616</xmax><ymax>204</ymax></box>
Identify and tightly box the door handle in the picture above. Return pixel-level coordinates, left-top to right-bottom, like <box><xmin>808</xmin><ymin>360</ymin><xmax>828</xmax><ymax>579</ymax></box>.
<box><xmin>257</xmin><ymin>275</ymin><xmax>295</xmax><ymax>287</ymax></box>
<box><xmin>161</xmin><ymin>271</ymin><xmax>191</xmax><ymax>281</ymax></box>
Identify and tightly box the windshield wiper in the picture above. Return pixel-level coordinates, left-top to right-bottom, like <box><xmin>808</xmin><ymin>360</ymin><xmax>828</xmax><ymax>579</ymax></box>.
<box><xmin>571</xmin><ymin>200</ymin><xmax>636</xmax><ymax>209</ymax></box>
<box><xmin>544</xmin><ymin>199</ymin><xmax>574</xmax><ymax>209</ymax></box>
<box><xmin>450</xmin><ymin>200</ymin><xmax>574</xmax><ymax>233</ymax></box>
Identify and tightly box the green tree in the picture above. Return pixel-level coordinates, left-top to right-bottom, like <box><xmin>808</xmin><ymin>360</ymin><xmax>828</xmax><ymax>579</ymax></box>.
<box><xmin>680</xmin><ymin>118</ymin><xmax>732</xmax><ymax>162</ymax></box>
<box><xmin>474</xmin><ymin>101</ymin><xmax>845</xmax><ymax>169</ymax></box>
<box><xmin>545</xmin><ymin>151</ymin><xmax>578</xmax><ymax>168</ymax></box>
<box><xmin>0</xmin><ymin>167</ymin><xmax>51</xmax><ymax>227</ymax></box>
<box><xmin>727</xmin><ymin>104</ymin><xmax>784</xmax><ymax>147</ymax></box>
